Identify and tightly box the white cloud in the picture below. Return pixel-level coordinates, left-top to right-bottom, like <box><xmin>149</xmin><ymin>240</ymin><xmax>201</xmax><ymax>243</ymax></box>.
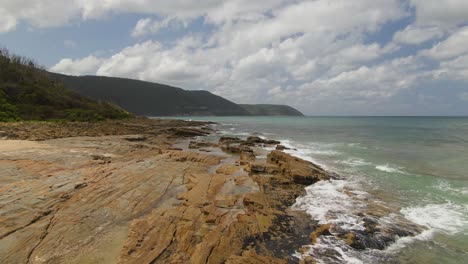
<box><xmin>0</xmin><ymin>0</ymin><xmax>80</xmax><ymax>32</ymax></box>
<box><xmin>131</xmin><ymin>17</ymin><xmax>187</xmax><ymax>38</ymax></box>
<box><xmin>49</xmin><ymin>0</ymin><xmax>408</xmax><ymax>105</ymax></box>
<box><xmin>50</xmin><ymin>56</ymin><xmax>102</xmax><ymax>76</ymax></box>
<box><xmin>296</xmin><ymin>56</ymin><xmax>423</xmax><ymax>103</ymax></box>
<box><xmin>432</xmin><ymin>54</ymin><xmax>468</xmax><ymax>81</ymax></box>
<box><xmin>393</xmin><ymin>25</ymin><xmax>444</xmax><ymax>45</ymax></box>
<box><xmin>43</xmin><ymin>0</ymin><xmax>468</xmax><ymax>114</ymax></box>
<box><xmin>0</xmin><ymin>0</ymin><xmax>285</xmax><ymax>33</ymax></box>
<box><xmin>420</xmin><ymin>26</ymin><xmax>468</xmax><ymax>60</ymax></box>
<box><xmin>0</xmin><ymin>9</ymin><xmax>16</xmax><ymax>32</ymax></box>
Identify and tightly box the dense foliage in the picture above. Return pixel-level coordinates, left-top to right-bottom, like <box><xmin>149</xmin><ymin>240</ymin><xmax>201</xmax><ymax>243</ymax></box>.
<box><xmin>0</xmin><ymin>48</ymin><xmax>131</xmax><ymax>122</ymax></box>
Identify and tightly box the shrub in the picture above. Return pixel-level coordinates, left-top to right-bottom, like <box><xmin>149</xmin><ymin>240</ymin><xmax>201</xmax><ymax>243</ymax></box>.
<box><xmin>65</xmin><ymin>109</ymin><xmax>105</xmax><ymax>122</ymax></box>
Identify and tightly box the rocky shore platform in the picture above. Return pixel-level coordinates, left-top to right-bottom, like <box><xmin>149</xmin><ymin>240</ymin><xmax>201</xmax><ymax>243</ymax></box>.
<box><xmin>0</xmin><ymin>118</ymin><xmax>423</xmax><ymax>263</ymax></box>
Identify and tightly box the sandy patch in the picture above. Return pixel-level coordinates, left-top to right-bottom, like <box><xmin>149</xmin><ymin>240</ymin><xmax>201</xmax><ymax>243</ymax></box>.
<box><xmin>0</xmin><ymin>140</ymin><xmax>50</xmax><ymax>152</ymax></box>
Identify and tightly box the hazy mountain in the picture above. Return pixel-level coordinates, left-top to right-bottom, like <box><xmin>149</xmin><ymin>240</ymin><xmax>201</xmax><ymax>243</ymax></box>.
<box><xmin>240</xmin><ymin>104</ymin><xmax>304</xmax><ymax>116</ymax></box>
<box><xmin>52</xmin><ymin>74</ymin><xmax>250</xmax><ymax>116</ymax></box>
<box><xmin>52</xmin><ymin>74</ymin><xmax>303</xmax><ymax>117</ymax></box>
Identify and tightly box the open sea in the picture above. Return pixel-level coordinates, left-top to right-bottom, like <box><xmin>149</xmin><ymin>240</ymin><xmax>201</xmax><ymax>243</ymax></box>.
<box><xmin>161</xmin><ymin>116</ymin><xmax>468</xmax><ymax>263</ymax></box>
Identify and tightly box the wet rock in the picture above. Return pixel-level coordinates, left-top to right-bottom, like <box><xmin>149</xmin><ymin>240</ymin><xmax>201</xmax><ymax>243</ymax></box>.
<box><xmin>309</xmin><ymin>224</ymin><xmax>332</xmax><ymax>244</ymax></box>
<box><xmin>219</xmin><ymin>136</ymin><xmax>242</xmax><ymax>144</ymax></box>
<box><xmin>188</xmin><ymin>140</ymin><xmax>218</xmax><ymax>149</ymax></box>
<box><xmin>247</xmin><ymin>136</ymin><xmax>280</xmax><ymax>145</ymax></box>
<box><xmin>249</xmin><ymin>162</ymin><xmax>280</xmax><ymax>174</ymax></box>
<box><xmin>342</xmin><ymin>230</ymin><xmax>390</xmax><ymax>250</ymax></box>
<box><xmin>221</xmin><ymin>144</ymin><xmax>242</xmax><ymax>154</ymax></box>
<box><xmin>276</xmin><ymin>145</ymin><xmax>289</xmax><ymax>151</ymax></box>
<box><xmin>267</xmin><ymin>150</ymin><xmax>330</xmax><ymax>185</ymax></box>
<box><xmin>300</xmin><ymin>256</ymin><xmax>317</xmax><ymax>264</ymax></box>
<box><xmin>165</xmin><ymin>127</ymin><xmax>209</xmax><ymax>137</ymax></box>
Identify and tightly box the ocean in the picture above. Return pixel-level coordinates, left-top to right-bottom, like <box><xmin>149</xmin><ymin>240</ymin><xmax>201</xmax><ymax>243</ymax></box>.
<box><xmin>162</xmin><ymin>116</ymin><xmax>468</xmax><ymax>263</ymax></box>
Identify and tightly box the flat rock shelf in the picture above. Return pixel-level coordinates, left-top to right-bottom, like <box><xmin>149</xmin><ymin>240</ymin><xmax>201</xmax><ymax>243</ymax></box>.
<box><xmin>0</xmin><ymin>118</ymin><xmax>422</xmax><ymax>263</ymax></box>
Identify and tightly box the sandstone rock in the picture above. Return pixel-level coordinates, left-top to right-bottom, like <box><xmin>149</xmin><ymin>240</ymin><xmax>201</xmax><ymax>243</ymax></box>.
<box><xmin>164</xmin><ymin>127</ymin><xmax>210</xmax><ymax>137</ymax></box>
<box><xmin>0</xmin><ymin>119</ymin><xmax>333</xmax><ymax>264</ymax></box>
<box><xmin>300</xmin><ymin>256</ymin><xmax>316</xmax><ymax>264</ymax></box>
<box><xmin>189</xmin><ymin>140</ymin><xmax>218</xmax><ymax>149</ymax></box>
<box><xmin>309</xmin><ymin>224</ymin><xmax>331</xmax><ymax>244</ymax></box>
<box><xmin>267</xmin><ymin>150</ymin><xmax>330</xmax><ymax>185</ymax></box>
<box><xmin>219</xmin><ymin>136</ymin><xmax>242</xmax><ymax>144</ymax></box>
<box><xmin>249</xmin><ymin>163</ymin><xmax>280</xmax><ymax>174</ymax></box>
<box><xmin>221</xmin><ymin>144</ymin><xmax>242</xmax><ymax>154</ymax></box>
<box><xmin>240</xmin><ymin>151</ymin><xmax>256</xmax><ymax>165</ymax></box>
<box><xmin>246</xmin><ymin>136</ymin><xmax>280</xmax><ymax>145</ymax></box>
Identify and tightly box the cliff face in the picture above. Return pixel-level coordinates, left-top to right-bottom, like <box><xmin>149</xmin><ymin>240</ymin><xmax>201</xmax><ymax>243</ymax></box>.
<box><xmin>240</xmin><ymin>104</ymin><xmax>304</xmax><ymax>116</ymax></box>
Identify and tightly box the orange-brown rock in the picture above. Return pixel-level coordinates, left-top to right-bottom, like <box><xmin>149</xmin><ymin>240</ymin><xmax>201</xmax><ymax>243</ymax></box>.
<box><xmin>0</xmin><ymin>119</ymin><xmax>329</xmax><ymax>264</ymax></box>
<box><xmin>309</xmin><ymin>224</ymin><xmax>332</xmax><ymax>244</ymax></box>
<box><xmin>267</xmin><ymin>150</ymin><xmax>330</xmax><ymax>185</ymax></box>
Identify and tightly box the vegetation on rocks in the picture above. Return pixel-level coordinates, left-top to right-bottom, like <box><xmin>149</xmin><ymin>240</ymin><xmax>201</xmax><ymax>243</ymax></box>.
<box><xmin>0</xmin><ymin>48</ymin><xmax>131</xmax><ymax>122</ymax></box>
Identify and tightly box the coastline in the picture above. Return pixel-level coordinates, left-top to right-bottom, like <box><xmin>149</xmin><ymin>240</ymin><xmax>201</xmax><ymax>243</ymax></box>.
<box><xmin>0</xmin><ymin>117</ymin><xmax>426</xmax><ymax>263</ymax></box>
<box><xmin>0</xmin><ymin>118</ymin><xmax>323</xmax><ymax>263</ymax></box>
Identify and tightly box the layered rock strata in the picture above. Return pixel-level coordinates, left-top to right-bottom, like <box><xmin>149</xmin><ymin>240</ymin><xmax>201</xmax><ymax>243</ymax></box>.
<box><xmin>0</xmin><ymin>119</ymin><xmax>330</xmax><ymax>264</ymax></box>
<box><xmin>0</xmin><ymin>119</ymin><xmax>423</xmax><ymax>263</ymax></box>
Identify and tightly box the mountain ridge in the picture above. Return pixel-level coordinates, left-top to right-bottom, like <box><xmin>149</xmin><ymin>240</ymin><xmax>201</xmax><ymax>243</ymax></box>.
<box><xmin>51</xmin><ymin>73</ymin><xmax>304</xmax><ymax>117</ymax></box>
<box><xmin>240</xmin><ymin>104</ymin><xmax>304</xmax><ymax>116</ymax></box>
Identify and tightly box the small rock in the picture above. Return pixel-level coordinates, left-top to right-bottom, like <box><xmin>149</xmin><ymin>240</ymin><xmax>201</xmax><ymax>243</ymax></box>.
<box><xmin>221</xmin><ymin>144</ymin><xmax>241</xmax><ymax>154</ymax></box>
<box><xmin>189</xmin><ymin>141</ymin><xmax>217</xmax><ymax>149</ymax></box>
<box><xmin>249</xmin><ymin>163</ymin><xmax>280</xmax><ymax>174</ymax></box>
<box><xmin>276</xmin><ymin>145</ymin><xmax>289</xmax><ymax>150</ymax></box>
<box><xmin>124</xmin><ymin>135</ymin><xmax>147</xmax><ymax>142</ymax></box>
<box><xmin>219</xmin><ymin>136</ymin><xmax>242</xmax><ymax>144</ymax></box>
<box><xmin>309</xmin><ymin>224</ymin><xmax>332</xmax><ymax>244</ymax></box>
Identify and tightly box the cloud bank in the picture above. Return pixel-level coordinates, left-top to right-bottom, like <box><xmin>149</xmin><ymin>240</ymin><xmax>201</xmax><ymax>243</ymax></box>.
<box><xmin>2</xmin><ymin>0</ymin><xmax>468</xmax><ymax>114</ymax></box>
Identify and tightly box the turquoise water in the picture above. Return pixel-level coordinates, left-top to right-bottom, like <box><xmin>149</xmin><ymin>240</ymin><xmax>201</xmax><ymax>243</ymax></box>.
<box><xmin>161</xmin><ymin>116</ymin><xmax>468</xmax><ymax>263</ymax></box>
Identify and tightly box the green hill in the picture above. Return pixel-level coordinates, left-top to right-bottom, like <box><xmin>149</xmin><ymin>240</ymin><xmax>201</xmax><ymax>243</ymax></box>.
<box><xmin>0</xmin><ymin>49</ymin><xmax>131</xmax><ymax>122</ymax></box>
<box><xmin>239</xmin><ymin>104</ymin><xmax>304</xmax><ymax>116</ymax></box>
<box><xmin>51</xmin><ymin>74</ymin><xmax>304</xmax><ymax>117</ymax></box>
<box><xmin>51</xmin><ymin>74</ymin><xmax>250</xmax><ymax>116</ymax></box>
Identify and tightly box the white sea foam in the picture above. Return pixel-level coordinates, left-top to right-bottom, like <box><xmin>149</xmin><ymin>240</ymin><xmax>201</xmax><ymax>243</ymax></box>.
<box><xmin>375</xmin><ymin>164</ymin><xmax>406</xmax><ymax>174</ymax></box>
<box><xmin>402</xmin><ymin>203</ymin><xmax>468</xmax><ymax>235</ymax></box>
<box><xmin>293</xmin><ymin>180</ymin><xmax>366</xmax><ymax>231</ymax></box>
<box><xmin>385</xmin><ymin>202</ymin><xmax>468</xmax><ymax>253</ymax></box>
<box><xmin>435</xmin><ymin>180</ymin><xmax>468</xmax><ymax>196</ymax></box>
<box><xmin>295</xmin><ymin>236</ymin><xmax>365</xmax><ymax>264</ymax></box>
<box><xmin>218</xmin><ymin>130</ymin><xmax>251</xmax><ymax>136</ymax></box>
<box><xmin>347</xmin><ymin>143</ymin><xmax>367</xmax><ymax>149</ymax></box>
<box><xmin>279</xmin><ymin>139</ymin><xmax>340</xmax><ymax>170</ymax></box>
<box><xmin>340</xmin><ymin>158</ymin><xmax>372</xmax><ymax>167</ymax></box>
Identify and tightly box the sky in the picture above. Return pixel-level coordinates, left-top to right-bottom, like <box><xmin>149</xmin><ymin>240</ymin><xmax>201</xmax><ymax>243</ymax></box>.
<box><xmin>0</xmin><ymin>0</ymin><xmax>467</xmax><ymax>116</ymax></box>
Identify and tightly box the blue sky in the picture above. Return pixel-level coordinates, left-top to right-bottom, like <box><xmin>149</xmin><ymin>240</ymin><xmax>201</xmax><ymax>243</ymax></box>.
<box><xmin>0</xmin><ymin>0</ymin><xmax>467</xmax><ymax>115</ymax></box>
